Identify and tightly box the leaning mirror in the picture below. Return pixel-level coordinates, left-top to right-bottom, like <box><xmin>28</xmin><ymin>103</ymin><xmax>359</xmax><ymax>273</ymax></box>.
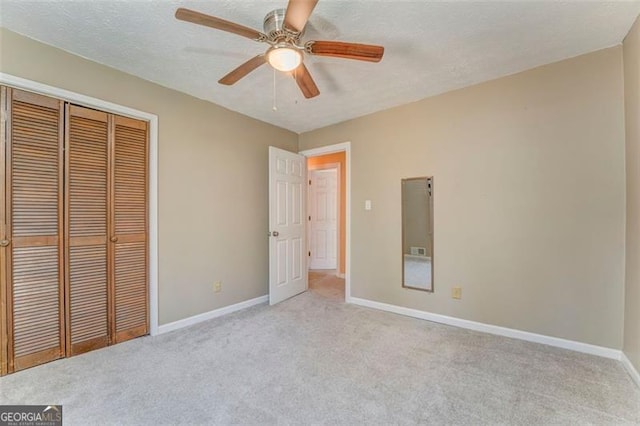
<box><xmin>401</xmin><ymin>177</ymin><xmax>434</xmax><ymax>292</ymax></box>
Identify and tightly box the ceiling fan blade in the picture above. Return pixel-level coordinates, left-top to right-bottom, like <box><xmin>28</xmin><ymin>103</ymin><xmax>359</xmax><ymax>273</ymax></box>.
<box><xmin>292</xmin><ymin>63</ymin><xmax>320</xmax><ymax>99</ymax></box>
<box><xmin>307</xmin><ymin>41</ymin><xmax>384</xmax><ymax>62</ymax></box>
<box><xmin>218</xmin><ymin>55</ymin><xmax>266</xmax><ymax>85</ymax></box>
<box><xmin>175</xmin><ymin>8</ymin><xmax>266</xmax><ymax>41</ymax></box>
<box><xmin>284</xmin><ymin>0</ymin><xmax>319</xmax><ymax>33</ymax></box>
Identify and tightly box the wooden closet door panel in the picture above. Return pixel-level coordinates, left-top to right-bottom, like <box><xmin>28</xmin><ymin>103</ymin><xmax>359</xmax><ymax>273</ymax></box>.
<box><xmin>1</xmin><ymin>87</ymin><xmax>8</xmax><ymax>376</ymax></box>
<box><xmin>111</xmin><ymin>115</ymin><xmax>148</xmax><ymax>343</ymax></box>
<box><xmin>7</xmin><ymin>88</ymin><xmax>64</xmax><ymax>372</ymax></box>
<box><xmin>65</xmin><ymin>105</ymin><xmax>109</xmax><ymax>355</ymax></box>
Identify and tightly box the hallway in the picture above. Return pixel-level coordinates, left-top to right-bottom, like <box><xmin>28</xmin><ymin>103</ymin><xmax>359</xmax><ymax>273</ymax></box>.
<box><xmin>308</xmin><ymin>270</ymin><xmax>345</xmax><ymax>302</ymax></box>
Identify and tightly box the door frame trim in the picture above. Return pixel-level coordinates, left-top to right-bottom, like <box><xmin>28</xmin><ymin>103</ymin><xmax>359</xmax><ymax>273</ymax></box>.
<box><xmin>0</xmin><ymin>73</ymin><xmax>160</xmax><ymax>336</ymax></box>
<box><xmin>299</xmin><ymin>142</ymin><xmax>351</xmax><ymax>302</ymax></box>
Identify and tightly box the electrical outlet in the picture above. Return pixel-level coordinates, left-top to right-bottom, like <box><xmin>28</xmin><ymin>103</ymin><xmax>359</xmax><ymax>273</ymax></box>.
<box><xmin>452</xmin><ymin>287</ymin><xmax>462</xmax><ymax>300</ymax></box>
<box><xmin>213</xmin><ymin>281</ymin><xmax>222</xmax><ymax>293</ymax></box>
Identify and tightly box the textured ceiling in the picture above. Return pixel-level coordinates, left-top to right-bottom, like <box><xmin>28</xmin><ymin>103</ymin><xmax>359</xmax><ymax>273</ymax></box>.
<box><xmin>1</xmin><ymin>1</ymin><xmax>639</xmax><ymax>133</ymax></box>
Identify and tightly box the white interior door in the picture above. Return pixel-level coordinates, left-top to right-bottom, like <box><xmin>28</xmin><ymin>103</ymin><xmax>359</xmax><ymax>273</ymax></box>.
<box><xmin>269</xmin><ymin>147</ymin><xmax>307</xmax><ymax>305</ymax></box>
<box><xmin>309</xmin><ymin>168</ymin><xmax>338</xmax><ymax>270</ymax></box>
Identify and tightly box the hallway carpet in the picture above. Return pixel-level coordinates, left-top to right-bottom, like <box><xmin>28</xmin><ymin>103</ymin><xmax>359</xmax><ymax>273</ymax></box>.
<box><xmin>309</xmin><ymin>269</ymin><xmax>345</xmax><ymax>301</ymax></box>
<box><xmin>1</xmin><ymin>291</ymin><xmax>638</xmax><ymax>425</ymax></box>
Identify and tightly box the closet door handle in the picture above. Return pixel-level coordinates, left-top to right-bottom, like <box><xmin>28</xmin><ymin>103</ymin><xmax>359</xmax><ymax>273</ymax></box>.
<box><xmin>110</xmin><ymin>236</ymin><xmax>119</xmax><ymax>243</ymax></box>
<box><xmin>0</xmin><ymin>239</ymin><xmax>10</xmax><ymax>247</ymax></box>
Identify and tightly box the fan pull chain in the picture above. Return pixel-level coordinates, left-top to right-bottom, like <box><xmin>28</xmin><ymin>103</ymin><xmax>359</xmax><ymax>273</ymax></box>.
<box><xmin>272</xmin><ymin>67</ymin><xmax>277</xmax><ymax>111</ymax></box>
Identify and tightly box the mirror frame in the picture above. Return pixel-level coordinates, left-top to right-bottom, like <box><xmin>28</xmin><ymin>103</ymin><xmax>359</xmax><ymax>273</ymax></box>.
<box><xmin>401</xmin><ymin>176</ymin><xmax>434</xmax><ymax>293</ymax></box>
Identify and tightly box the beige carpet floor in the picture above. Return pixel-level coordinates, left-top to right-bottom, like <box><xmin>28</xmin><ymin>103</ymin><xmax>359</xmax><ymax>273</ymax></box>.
<box><xmin>0</xmin><ymin>280</ymin><xmax>638</xmax><ymax>425</ymax></box>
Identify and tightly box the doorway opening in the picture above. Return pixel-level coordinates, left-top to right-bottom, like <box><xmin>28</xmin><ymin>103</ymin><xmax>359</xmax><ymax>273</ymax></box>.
<box><xmin>304</xmin><ymin>149</ymin><xmax>347</xmax><ymax>302</ymax></box>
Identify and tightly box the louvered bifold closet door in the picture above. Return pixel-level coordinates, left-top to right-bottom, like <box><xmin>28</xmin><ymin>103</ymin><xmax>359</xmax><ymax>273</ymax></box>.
<box><xmin>1</xmin><ymin>87</ymin><xmax>8</xmax><ymax>376</ymax></box>
<box><xmin>65</xmin><ymin>105</ymin><xmax>109</xmax><ymax>355</ymax></box>
<box><xmin>4</xmin><ymin>88</ymin><xmax>65</xmax><ymax>372</ymax></box>
<box><xmin>111</xmin><ymin>115</ymin><xmax>148</xmax><ymax>343</ymax></box>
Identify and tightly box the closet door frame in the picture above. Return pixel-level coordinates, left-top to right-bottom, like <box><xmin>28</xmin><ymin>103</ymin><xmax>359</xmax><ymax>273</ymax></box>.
<box><xmin>0</xmin><ymin>74</ymin><xmax>159</xmax><ymax>343</ymax></box>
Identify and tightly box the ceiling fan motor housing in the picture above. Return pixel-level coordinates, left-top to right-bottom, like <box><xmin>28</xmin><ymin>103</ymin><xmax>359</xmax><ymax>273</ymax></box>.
<box><xmin>263</xmin><ymin>8</ymin><xmax>303</xmax><ymax>43</ymax></box>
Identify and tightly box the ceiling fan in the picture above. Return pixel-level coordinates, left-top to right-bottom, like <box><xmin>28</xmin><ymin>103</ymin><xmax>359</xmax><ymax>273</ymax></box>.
<box><xmin>175</xmin><ymin>0</ymin><xmax>384</xmax><ymax>99</ymax></box>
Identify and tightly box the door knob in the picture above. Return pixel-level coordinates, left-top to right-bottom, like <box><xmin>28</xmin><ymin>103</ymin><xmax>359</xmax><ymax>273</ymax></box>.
<box><xmin>272</xmin><ymin>231</ymin><xmax>279</xmax><ymax>237</ymax></box>
<box><xmin>110</xmin><ymin>236</ymin><xmax>119</xmax><ymax>243</ymax></box>
<box><xmin>0</xmin><ymin>239</ymin><xmax>9</xmax><ymax>247</ymax></box>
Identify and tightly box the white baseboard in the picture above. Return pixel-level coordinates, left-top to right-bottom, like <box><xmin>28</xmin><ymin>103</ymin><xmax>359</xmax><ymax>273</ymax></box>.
<box><xmin>621</xmin><ymin>352</ymin><xmax>640</xmax><ymax>388</ymax></box>
<box><xmin>349</xmin><ymin>297</ymin><xmax>621</xmax><ymax>360</ymax></box>
<box><xmin>158</xmin><ymin>295</ymin><xmax>268</xmax><ymax>334</ymax></box>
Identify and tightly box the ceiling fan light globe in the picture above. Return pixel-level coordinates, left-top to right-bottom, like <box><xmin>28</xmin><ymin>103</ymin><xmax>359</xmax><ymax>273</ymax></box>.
<box><xmin>267</xmin><ymin>47</ymin><xmax>302</xmax><ymax>72</ymax></box>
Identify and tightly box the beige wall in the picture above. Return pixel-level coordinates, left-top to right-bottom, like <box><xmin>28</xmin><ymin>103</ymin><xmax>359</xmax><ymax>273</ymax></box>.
<box><xmin>0</xmin><ymin>29</ymin><xmax>298</xmax><ymax>325</ymax></box>
<box><xmin>300</xmin><ymin>47</ymin><xmax>626</xmax><ymax>349</ymax></box>
<box><xmin>0</xmin><ymin>28</ymin><xmax>631</xmax><ymax>351</ymax></box>
<box><xmin>624</xmin><ymin>16</ymin><xmax>640</xmax><ymax>371</ymax></box>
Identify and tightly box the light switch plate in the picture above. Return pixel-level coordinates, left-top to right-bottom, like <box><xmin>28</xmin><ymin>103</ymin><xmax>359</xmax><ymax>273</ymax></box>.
<box><xmin>452</xmin><ymin>287</ymin><xmax>462</xmax><ymax>299</ymax></box>
<box><xmin>365</xmin><ymin>200</ymin><xmax>372</xmax><ymax>210</ymax></box>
